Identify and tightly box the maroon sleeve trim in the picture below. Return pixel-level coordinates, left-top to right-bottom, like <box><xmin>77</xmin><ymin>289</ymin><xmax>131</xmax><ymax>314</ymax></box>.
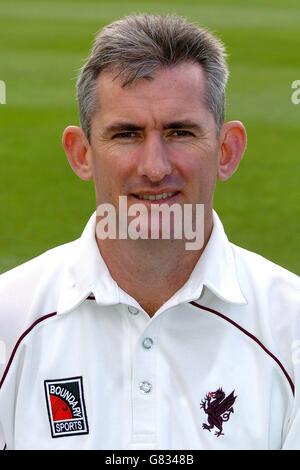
<box><xmin>0</xmin><ymin>312</ymin><xmax>57</xmax><ymax>389</ymax></box>
<box><xmin>190</xmin><ymin>301</ymin><xmax>295</xmax><ymax>396</ymax></box>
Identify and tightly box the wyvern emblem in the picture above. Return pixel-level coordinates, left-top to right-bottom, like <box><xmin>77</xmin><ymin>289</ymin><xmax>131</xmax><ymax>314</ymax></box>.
<box><xmin>44</xmin><ymin>376</ymin><xmax>89</xmax><ymax>438</ymax></box>
<box><xmin>200</xmin><ymin>387</ymin><xmax>237</xmax><ymax>437</ymax></box>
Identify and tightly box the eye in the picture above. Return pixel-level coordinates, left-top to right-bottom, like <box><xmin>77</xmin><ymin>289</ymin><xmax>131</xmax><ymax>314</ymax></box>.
<box><xmin>171</xmin><ymin>130</ymin><xmax>194</xmax><ymax>137</ymax></box>
<box><xmin>113</xmin><ymin>131</ymin><xmax>137</xmax><ymax>139</ymax></box>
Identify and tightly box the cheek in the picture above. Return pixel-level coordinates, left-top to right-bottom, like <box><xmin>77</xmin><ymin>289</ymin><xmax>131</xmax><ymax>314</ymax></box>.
<box><xmin>91</xmin><ymin>149</ymin><xmax>136</xmax><ymax>199</ymax></box>
<box><xmin>173</xmin><ymin>149</ymin><xmax>219</xmax><ymax>196</ymax></box>
<box><xmin>175</xmin><ymin>155</ymin><xmax>216</xmax><ymax>184</ymax></box>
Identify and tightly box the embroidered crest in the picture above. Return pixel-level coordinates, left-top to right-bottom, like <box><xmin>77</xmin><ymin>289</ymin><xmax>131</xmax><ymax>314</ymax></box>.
<box><xmin>200</xmin><ymin>387</ymin><xmax>237</xmax><ymax>437</ymax></box>
<box><xmin>44</xmin><ymin>376</ymin><xmax>89</xmax><ymax>438</ymax></box>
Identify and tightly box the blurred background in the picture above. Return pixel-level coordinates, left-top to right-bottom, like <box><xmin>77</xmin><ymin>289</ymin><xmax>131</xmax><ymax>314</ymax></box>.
<box><xmin>0</xmin><ymin>0</ymin><xmax>299</xmax><ymax>275</ymax></box>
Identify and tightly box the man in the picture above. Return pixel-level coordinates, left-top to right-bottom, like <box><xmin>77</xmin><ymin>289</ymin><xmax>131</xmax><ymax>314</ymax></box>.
<box><xmin>0</xmin><ymin>14</ymin><xmax>299</xmax><ymax>450</ymax></box>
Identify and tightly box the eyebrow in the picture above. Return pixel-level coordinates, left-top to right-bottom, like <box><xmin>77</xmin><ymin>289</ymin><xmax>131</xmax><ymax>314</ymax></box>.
<box><xmin>103</xmin><ymin>120</ymin><xmax>205</xmax><ymax>136</ymax></box>
<box><xmin>103</xmin><ymin>122</ymin><xmax>144</xmax><ymax>135</ymax></box>
<box><xmin>163</xmin><ymin>120</ymin><xmax>205</xmax><ymax>134</ymax></box>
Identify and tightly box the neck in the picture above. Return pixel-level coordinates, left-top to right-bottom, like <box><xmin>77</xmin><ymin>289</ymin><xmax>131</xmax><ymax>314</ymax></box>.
<box><xmin>96</xmin><ymin>213</ymin><xmax>213</xmax><ymax>317</ymax></box>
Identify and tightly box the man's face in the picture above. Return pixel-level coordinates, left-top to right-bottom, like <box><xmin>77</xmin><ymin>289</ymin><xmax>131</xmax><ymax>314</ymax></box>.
<box><xmin>88</xmin><ymin>62</ymin><xmax>221</xmax><ymax>236</ymax></box>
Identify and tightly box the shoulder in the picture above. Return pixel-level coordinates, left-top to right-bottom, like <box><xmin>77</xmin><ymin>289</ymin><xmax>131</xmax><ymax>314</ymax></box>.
<box><xmin>0</xmin><ymin>240</ymin><xmax>77</xmax><ymax>301</ymax></box>
<box><xmin>0</xmin><ymin>241</ymin><xmax>77</xmax><ymax>378</ymax></box>
<box><xmin>231</xmin><ymin>242</ymin><xmax>299</xmax><ymax>295</ymax></box>
<box><xmin>228</xmin><ymin>243</ymin><xmax>300</xmax><ymax>391</ymax></box>
<box><xmin>229</xmin><ymin>242</ymin><xmax>300</xmax><ymax>329</ymax></box>
<box><xmin>231</xmin><ymin>243</ymin><xmax>300</xmax><ymax>361</ymax></box>
<box><xmin>231</xmin><ymin>243</ymin><xmax>300</xmax><ymax>322</ymax></box>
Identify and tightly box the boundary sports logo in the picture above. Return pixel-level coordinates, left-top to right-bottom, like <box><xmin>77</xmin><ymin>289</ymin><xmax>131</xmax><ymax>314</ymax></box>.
<box><xmin>44</xmin><ymin>376</ymin><xmax>89</xmax><ymax>438</ymax></box>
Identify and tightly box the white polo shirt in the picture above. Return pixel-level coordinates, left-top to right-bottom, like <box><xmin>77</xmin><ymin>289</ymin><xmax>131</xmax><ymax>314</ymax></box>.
<box><xmin>0</xmin><ymin>211</ymin><xmax>299</xmax><ymax>450</ymax></box>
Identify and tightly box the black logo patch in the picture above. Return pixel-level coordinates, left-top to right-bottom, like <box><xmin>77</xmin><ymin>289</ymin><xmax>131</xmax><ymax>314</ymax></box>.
<box><xmin>44</xmin><ymin>376</ymin><xmax>89</xmax><ymax>438</ymax></box>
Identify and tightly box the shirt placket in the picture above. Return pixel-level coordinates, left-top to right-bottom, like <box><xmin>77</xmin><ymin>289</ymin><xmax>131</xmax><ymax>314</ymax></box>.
<box><xmin>127</xmin><ymin>306</ymin><xmax>161</xmax><ymax>447</ymax></box>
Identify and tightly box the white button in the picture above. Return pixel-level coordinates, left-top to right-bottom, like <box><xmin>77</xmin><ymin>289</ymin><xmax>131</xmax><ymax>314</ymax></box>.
<box><xmin>128</xmin><ymin>306</ymin><xmax>139</xmax><ymax>315</ymax></box>
<box><xmin>142</xmin><ymin>337</ymin><xmax>153</xmax><ymax>350</ymax></box>
<box><xmin>139</xmin><ymin>381</ymin><xmax>152</xmax><ymax>394</ymax></box>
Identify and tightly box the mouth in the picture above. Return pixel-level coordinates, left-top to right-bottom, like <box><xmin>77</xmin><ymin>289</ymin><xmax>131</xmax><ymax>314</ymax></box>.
<box><xmin>131</xmin><ymin>191</ymin><xmax>180</xmax><ymax>203</ymax></box>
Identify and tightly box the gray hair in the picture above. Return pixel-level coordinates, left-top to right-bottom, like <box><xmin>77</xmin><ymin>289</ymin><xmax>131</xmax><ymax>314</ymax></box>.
<box><xmin>76</xmin><ymin>13</ymin><xmax>229</xmax><ymax>142</ymax></box>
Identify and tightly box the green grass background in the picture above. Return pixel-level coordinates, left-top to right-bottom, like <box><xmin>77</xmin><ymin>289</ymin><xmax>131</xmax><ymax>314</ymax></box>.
<box><xmin>0</xmin><ymin>0</ymin><xmax>299</xmax><ymax>275</ymax></box>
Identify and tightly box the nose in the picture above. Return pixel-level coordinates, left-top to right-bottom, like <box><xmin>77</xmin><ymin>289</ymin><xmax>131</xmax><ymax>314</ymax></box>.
<box><xmin>136</xmin><ymin>132</ymin><xmax>172</xmax><ymax>182</ymax></box>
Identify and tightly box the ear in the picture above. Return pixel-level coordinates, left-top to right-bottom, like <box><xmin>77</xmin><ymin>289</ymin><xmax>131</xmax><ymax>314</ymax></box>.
<box><xmin>62</xmin><ymin>126</ymin><xmax>93</xmax><ymax>181</ymax></box>
<box><xmin>217</xmin><ymin>121</ymin><xmax>247</xmax><ymax>181</ymax></box>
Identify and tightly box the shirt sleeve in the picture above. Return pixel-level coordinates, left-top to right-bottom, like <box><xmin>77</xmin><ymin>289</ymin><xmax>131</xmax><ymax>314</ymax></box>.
<box><xmin>282</xmin><ymin>406</ymin><xmax>300</xmax><ymax>449</ymax></box>
<box><xmin>282</xmin><ymin>358</ymin><xmax>300</xmax><ymax>449</ymax></box>
<box><xmin>0</xmin><ymin>422</ymin><xmax>6</xmax><ymax>450</ymax></box>
<box><xmin>282</xmin><ymin>312</ymin><xmax>300</xmax><ymax>449</ymax></box>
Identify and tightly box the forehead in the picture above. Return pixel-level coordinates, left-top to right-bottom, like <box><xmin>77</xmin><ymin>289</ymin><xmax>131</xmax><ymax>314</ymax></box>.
<box><xmin>93</xmin><ymin>62</ymin><xmax>211</xmax><ymax>125</ymax></box>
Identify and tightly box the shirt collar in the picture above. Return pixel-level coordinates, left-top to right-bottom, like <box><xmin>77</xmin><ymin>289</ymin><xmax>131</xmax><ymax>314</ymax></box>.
<box><xmin>57</xmin><ymin>210</ymin><xmax>247</xmax><ymax>314</ymax></box>
<box><xmin>57</xmin><ymin>212</ymin><xmax>121</xmax><ymax>314</ymax></box>
<box><xmin>164</xmin><ymin>210</ymin><xmax>248</xmax><ymax>308</ymax></box>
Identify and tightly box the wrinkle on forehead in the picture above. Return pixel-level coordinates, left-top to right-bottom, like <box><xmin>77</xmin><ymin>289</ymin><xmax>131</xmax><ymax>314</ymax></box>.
<box><xmin>93</xmin><ymin>62</ymin><xmax>213</xmax><ymax>133</ymax></box>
